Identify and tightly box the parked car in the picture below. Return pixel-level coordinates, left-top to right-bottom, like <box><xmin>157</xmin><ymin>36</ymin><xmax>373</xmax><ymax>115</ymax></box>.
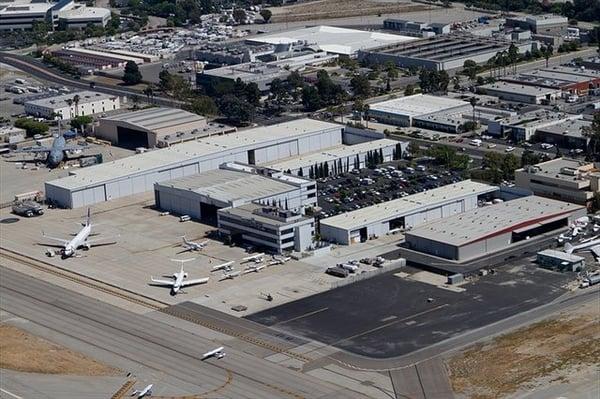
<box><xmin>12</xmin><ymin>201</ymin><xmax>44</xmax><ymax>217</ymax></box>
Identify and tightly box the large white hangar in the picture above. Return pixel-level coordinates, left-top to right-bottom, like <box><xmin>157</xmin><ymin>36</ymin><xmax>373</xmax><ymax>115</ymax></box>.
<box><xmin>45</xmin><ymin>119</ymin><xmax>342</xmax><ymax>208</ymax></box>
<box><xmin>405</xmin><ymin>196</ymin><xmax>586</xmax><ymax>262</ymax></box>
<box><xmin>320</xmin><ymin>180</ymin><xmax>497</xmax><ymax>245</ymax></box>
<box><xmin>154</xmin><ymin>163</ymin><xmax>316</xmax><ymax>222</ymax></box>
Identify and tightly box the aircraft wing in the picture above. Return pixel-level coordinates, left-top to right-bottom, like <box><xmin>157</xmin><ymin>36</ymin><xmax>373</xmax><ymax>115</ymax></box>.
<box><xmin>41</xmin><ymin>232</ymin><xmax>69</xmax><ymax>245</ymax></box>
<box><xmin>85</xmin><ymin>236</ymin><xmax>119</xmax><ymax>247</ymax></box>
<box><xmin>181</xmin><ymin>277</ymin><xmax>209</xmax><ymax>287</ymax></box>
<box><xmin>150</xmin><ymin>277</ymin><xmax>175</xmax><ymax>286</ymax></box>
<box><xmin>15</xmin><ymin>146</ymin><xmax>52</xmax><ymax>153</ymax></box>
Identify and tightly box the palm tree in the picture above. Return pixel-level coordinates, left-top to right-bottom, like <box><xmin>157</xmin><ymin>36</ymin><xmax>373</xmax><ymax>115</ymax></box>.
<box><xmin>469</xmin><ymin>97</ymin><xmax>478</xmax><ymax>123</ymax></box>
<box><xmin>143</xmin><ymin>85</ymin><xmax>154</xmax><ymax>104</ymax></box>
<box><xmin>363</xmin><ymin>104</ymin><xmax>370</xmax><ymax>129</ymax></box>
<box><xmin>131</xmin><ymin>94</ymin><xmax>140</xmax><ymax>110</ymax></box>
<box><xmin>72</xmin><ymin>94</ymin><xmax>80</xmax><ymax>117</ymax></box>
<box><xmin>65</xmin><ymin>99</ymin><xmax>73</xmax><ymax>119</ymax></box>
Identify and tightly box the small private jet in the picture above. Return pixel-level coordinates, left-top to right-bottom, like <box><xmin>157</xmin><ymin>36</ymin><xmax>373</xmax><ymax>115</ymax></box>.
<box><xmin>219</xmin><ymin>269</ymin><xmax>241</xmax><ymax>281</ymax></box>
<box><xmin>150</xmin><ymin>259</ymin><xmax>209</xmax><ymax>295</ymax></box>
<box><xmin>131</xmin><ymin>384</ymin><xmax>153</xmax><ymax>398</ymax></box>
<box><xmin>565</xmin><ymin>236</ymin><xmax>600</xmax><ymax>254</ymax></box>
<box><xmin>180</xmin><ymin>236</ymin><xmax>209</xmax><ymax>252</ymax></box>
<box><xmin>268</xmin><ymin>256</ymin><xmax>291</xmax><ymax>266</ymax></box>
<box><xmin>242</xmin><ymin>264</ymin><xmax>265</xmax><ymax>274</ymax></box>
<box><xmin>202</xmin><ymin>346</ymin><xmax>225</xmax><ymax>360</ymax></box>
<box><xmin>41</xmin><ymin>208</ymin><xmax>117</xmax><ymax>258</ymax></box>
<box><xmin>242</xmin><ymin>253</ymin><xmax>265</xmax><ymax>264</ymax></box>
<box><xmin>211</xmin><ymin>261</ymin><xmax>235</xmax><ymax>272</ymax></box>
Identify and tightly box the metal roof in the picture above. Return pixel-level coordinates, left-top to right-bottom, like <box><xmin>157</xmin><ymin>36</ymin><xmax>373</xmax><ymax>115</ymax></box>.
<box><xmin>536</xmin><ymin>119</ymin><xmax>591</xmax><ymax>139</ymax></box>
<box><xmin>516</xmin><ymin>158</ymin><xmax>596</xmax><ymax>182</ymax></box>
<box><xmin>481</xmin><ymin>81</ymin><xmax>561</xmax><ymax>97</ymax></box>
<box><xmin>266</xmin><ymin>139</ymin><xmax>399</xmax><ymax>171</ymax></box>
<box><xmin>406</xmin><ymin>196</ymin><xmax>584</xmax><ymax>247</ymax></box>
<box><xmin>25</xmin><ymin>91</ymin><xmax>114</xmax><ymax>108</ymax></box>
<box><xmin>248</xmin><ymin>25</ymin><xmax>416</xmax><ymax>55</ymax></box>
<box><xmin>369</xmin><ymin>94</ymin><xmax>469</xmax><ymax>118</ymax></box>
<box><xmin>537</xmin><ymin>249</ymin><xmax>584</xmax><ymax>262</ymax></box>
<box><xmin>321</xmin><ymin>180</ymin><xmax>497</xmax><ymax>231</ymax></box>
<box><xmin>101</xmin><ymin>108</ymin><xmax>205</xmax><ymax>132</ymax></box>
<box><xmin>45</xmin><ymin>119</ymin><xmax>341</xmax><ymax>191</ymax></box>
<box><xmin>156</xmin><ymin>169</ymin><xmax>297</xmax><ymax>204</ymax></box>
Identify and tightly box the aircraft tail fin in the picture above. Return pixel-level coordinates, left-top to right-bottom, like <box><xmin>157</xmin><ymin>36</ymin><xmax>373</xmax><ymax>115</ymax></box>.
<box><xmin>85</xmin><ymin>208</ymin><xmax>91</xmax><ymax>226</ymax></box>
<box><xmin>564</xmin><ymin>242</ymin><xmax>573</xmax><ymax>254</ymax></box>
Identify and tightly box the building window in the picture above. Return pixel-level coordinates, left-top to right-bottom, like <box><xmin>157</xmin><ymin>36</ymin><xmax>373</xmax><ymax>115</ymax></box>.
<box><xmin>282</xmin><ymin>236</ymin><xmax>294</xmax><ymax>244</ymax></box>
<box><xmin>281</xmin><ymin>228</ymin><xmax>293</xmax><ymax>235</ymax></box>
<box><xmin>308</xmin><ymin>193</ymin><xmax>316</xmax><ymax>198</ymax></box>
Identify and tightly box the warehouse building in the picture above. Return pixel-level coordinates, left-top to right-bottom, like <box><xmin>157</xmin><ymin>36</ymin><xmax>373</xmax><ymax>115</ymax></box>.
<box><xmin>218</xmin><ymin>203</ymin><xmax>315</xmax><ymax>254</ymax></box>
<box><xmin>487</xmin><ymin>110</ymin><xmax>582</xmax><ymax>141</ymax></box>
<box><xmin>154</xmin><ymin>162</ymin><xmax>317</xmax><ymax>222</ymax></box>
<box><xmin>368</xmin><ymin>94</ymin><xmax>470</xmax><ymax>127</ymax></box>
<box><xmin>515</xmin><ymin>158</ymin><xmax>600</xmax><ymax>206</ymax></box>
<box><xmin>52</xmin><ymin>47</ymin><xmax>144</xmax><ymax>70</ymax></box>
<box><xmin>537</xmin><ymin>249</ymin><xmax>585</xmax><ymax>272</ymax></box>
<box><xmin>45</xmin><ymin>119</ymin><xmax>343</xmax><ymax>208</ymax></box>
<box><xmin>0</xmin><ymin>0</ymin><xmax>109</xmax><ymax>30</ymax></box>
<box><xmin>265</xmin><ymin>139</ymin><xmax>406</xmax><ymax>177</ymax></box>
<box><xmin>405</xmin><ymin>196</ymin><xmax>586</xmax><ymax>262</ymax></box>
<box><xmin>479</xmin><ymin>81</ymin><xmax>561</xmax><ymax>104</ymax></box>
<box><xmin>24</xmin><ymin>90</ymin><xmax>120</xmax><ymax>120</ymax></box>
<box><xmin>504</xmin><ymin>67</ymin><xmax>600</xmax><ymax>96</ymax></box>
<box><xmin>246</xmin><ymin>25</ymin><xmax>416</xmax><ymax>56</ymax></box>
<box><xmin>534</xmin><ymin>119</ymin><xmax>592</xmax><ymax>150</ymax></box>
<box><xmin>358</xmin><ymin>34</ymin><xmax>535</xmax><ymax>71</ymax></box>
<box><xmin>505</xmin><ymin>14</ymin><xmax>568</xmax><ymax>36</ymax></box>
<box><xmin>95</xmin><ymin>107</ymin><xmax>234</xmax><ymax>149</ymax></box>
<box><xmin>320</xmin><ymin>180</ymin><xmax>497</xmax><ymax>245</ymax></box>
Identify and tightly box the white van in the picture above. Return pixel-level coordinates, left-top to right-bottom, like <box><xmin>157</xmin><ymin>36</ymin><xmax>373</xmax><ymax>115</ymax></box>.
<box><xmin>469</xmin><ymin>139</ymin><xmax>482</xmax><ymax>147</ymax></box>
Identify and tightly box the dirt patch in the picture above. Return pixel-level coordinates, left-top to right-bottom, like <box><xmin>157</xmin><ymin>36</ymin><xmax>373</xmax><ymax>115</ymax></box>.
<box><xmin>269</xmin><ymin>0</ymin><xmax>429</xmax><ymax>22</ymax></box>
<box><xmin>447</xmin><ymin>304</ymin><xmax>600</xmax><ymax>399</ymax></box>
<box><xmin>0</xmin><ymin>324</ymin><xmax>120</xmax><ymax>376</ymax></box>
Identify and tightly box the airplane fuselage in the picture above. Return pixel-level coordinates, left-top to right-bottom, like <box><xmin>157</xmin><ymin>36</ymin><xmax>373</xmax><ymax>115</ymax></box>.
<box><xmin>62</xmin><ymin>223</ymin><xmax>91</xmax><ymax>257</ymax></box>
<box><xmin>47</xmin><ymin>136</ymin><xmax>67</xmax><ymax>168</ymax></box>
<box><xmin>172</xmin><ymin>271</ymin><xmax>186</xmax><ymax>294</ymax></box>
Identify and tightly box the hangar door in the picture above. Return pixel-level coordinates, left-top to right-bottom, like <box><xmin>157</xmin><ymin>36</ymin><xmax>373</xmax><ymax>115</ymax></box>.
<box><xmin>117</xmin><ymin>126</ymin><xmax>149</xmax><ymax>149</ymax></box>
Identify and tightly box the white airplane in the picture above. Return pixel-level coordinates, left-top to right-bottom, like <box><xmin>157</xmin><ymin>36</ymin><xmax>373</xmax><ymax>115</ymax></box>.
<box><xmin>242</xmin><ymin>264</ymin><xmax>265</xmax><ymax>274</ymax></box>
<box><xmin>219</xmin><ymin>269</ymin><xmax>241</xmax><ymax>281</ymax></box>
<box><xmin>131</xmin><ymin>384</ymin><xmax>153</xmax><ymax>398</ymax></box>
<box><xmin>211</xmin><ymin>261</ymin><xmax>235</xmax><ymax>272</ymax></box>
<box><xmin>41</xmin><ymin>208</ymin><xmax>116</xmax><ymax>258</ymax></box>
<box><xmin>150</xmin><ymin>259</ymin><xmax>209</xmax><ymax>296</ymax></box>
<box><xmin>180</xmin><ymin>236</ymin><xmax>208</xmax><ymax>252</ymax></box>
<box><xmin>565</xmin><ymin>237</ymin><xmax>600</xmax><ymax>254</ymax></box>
<box><xmin>269</xmin><ymin>256</ymin><xmax>291</xmax><ymax>266</ymax></box>
<box><xmin>242</xmin><ymin>253</ymin><xmax>265</xmax><ymax>264</ymax></box>
<box><xmin>201</xmin><ymin>346</ymin><xmax>225</xmax><ymax>360</ymax></box>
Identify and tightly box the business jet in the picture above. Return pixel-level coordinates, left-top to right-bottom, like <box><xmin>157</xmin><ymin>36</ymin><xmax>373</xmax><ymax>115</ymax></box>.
<box><xmin>219</xmin><ymin>269</ymin><xmax>241</xmax><ymax>281</ymax></box>
<box><xmin>242</xmin><ymin>264</ymin><xmax>265</xmax><ymax>274</ymax></box>
<box><xmin>211</xmin><ymin>261</ymin><xmax>235</xmax><ymax>272</ymax></box>
<box><xmin>131</xmin><ymin>384</ymin><xmax>153</xmax><ymax>398</ymax></box>
<box><xmin>269</xmin><ymin>256</ymin><xmax>291</xmax><ymax>266</ymax></box>
<box><xmin>180</xmin><ymin>236</ymin><xmax>208</xmax><ymax>252</ymax></box>
<box><xmin>565</xmin><ymin>237</ymin><xmax>600</xmax><ymax>254</ymax></box>
<box><xmin>150</xmin><ymin>259</ymin><xmax>209</xmax><ymax>295</ymax></box>
<box><xmin>202</xmin><ymin>346</ymin><xmax>225</xmax><ymax>360</ymax></box>
<box><xmin>242</xmin><ymin>253</ymin><xmax>265</xmax><ymax>264</ymax></box>
<box><xmin>41</xmin><ymin>208</ymin><xmax>116</xmax><ymax>258</ymax></box>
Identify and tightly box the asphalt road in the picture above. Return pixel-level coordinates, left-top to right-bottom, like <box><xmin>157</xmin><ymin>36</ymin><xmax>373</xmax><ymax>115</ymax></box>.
<box><xmin>0</xmin><ymin>267</ymin><xmax>367</xmax><ymax>399</ymax></box>
<box><xmin>0</xmin><ymin>52</ymin><xmax>183</xmax><ymax>108</ymax></box>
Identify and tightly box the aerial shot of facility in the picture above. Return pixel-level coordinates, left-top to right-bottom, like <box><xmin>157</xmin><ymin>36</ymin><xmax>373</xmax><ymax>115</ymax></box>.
<box><xmin>1</xmin><ymin>2</ymin><xmax>600</xmax><ymax>398</ymax></box>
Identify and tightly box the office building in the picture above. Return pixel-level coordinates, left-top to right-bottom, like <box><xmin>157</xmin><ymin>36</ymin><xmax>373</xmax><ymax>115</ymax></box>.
<box><xmin>487</xmin><ymin>110</ymin><xmax>582</xmax><ymax>141</ymax></box>
<box><xmin>479</xmin><ymin>81</ymin><xmax>561</xmax><ymax>104</ymax></box>
<box><xmin>537</xmin><ymin>249</ymin><xmax>585</xmax><ymax>272</ymax></box>
<box><xmin>24</xmin><ymin>91</ymin><xmax>120</xmax><ymax>120</ymax></box>
<box><xmin>535</xmin><ymin>119</ymin><xmax>592</xmax><ymax>150</ymax></box>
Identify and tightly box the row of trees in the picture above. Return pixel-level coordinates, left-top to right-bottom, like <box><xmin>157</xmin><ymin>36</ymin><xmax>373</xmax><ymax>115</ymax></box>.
<box><xmin>462</xmin><ymin>0</ymin><xmax>599</xmax><ymax>22</ymax></box>
<box><xmin>14</xmin><ymin>118</ymin><xmax>49</xmax><ymax>137</ymax></box>
<box><xmin>418</xmin><ymin>69</ymin><xmax>450</xmax><ymax>93</ymax></box>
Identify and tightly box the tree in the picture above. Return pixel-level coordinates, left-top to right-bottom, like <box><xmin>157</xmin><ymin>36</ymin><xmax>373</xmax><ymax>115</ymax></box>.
<box><xmin>219</xmin><ymin>95</ymin><xmax>255</xmax><ymax>125</ymax></box>
<box><xmin>407</xmin><ymin>141</ymin><xmax>420</xmax><ymax>157</ymax></box>
<box><xmin>131</xmin><ymin>94</ymin><xmax>140</xmax><ymax>110</ymax></box>
<box><xmin>404</xmin><ymin>84</ymin><xmax>415</xmax><ymax>96</ymax></box>
<box><xmin>232</xmin><ymin>8</ymin><xmax>246</xmax><ymax>24</ymax></box>
<box><xmin>385</xmin><ymin>61</ymin><xmax>398</xmax><ymax>79</ymax></box>
<box><xmin>287</xmin><ymin>70</ymin><xmax>304</xmax><ymax>88</ymax></box>
<box><xmin>350</xmin><ymin>74</ymin><xmax>371</xmax><ymax>98</ymax></box>
<box><xmin>70</xmin><ymin>115</ymin><xmax>93</xmax><ymax>132</ymax></box>
<box><xmin>244</xmin><ymin>82</ymin><xmax>261</xmax><ymax>106</ymax></box>
<box><xmin>72</xmin><ymin>94</ymin><xmax>80</xmax><ymax>117</ymax></box>
<box><xmin>186</xmin><ymin>95</ymin><xmax>218</xmax><ymax>116</ymax></box>
<box><xmin>463</xmin><ymin>59</ymin><xmax>479</xmax><ymax>80</ymax></box>
<box><xmin>123</xmin><ymin>61</ymin><xmax>142</xmax><ymax>85</ymax></box>
<box><xmin>143</xmin><ymin>85</ymin><xmax>154</xmax><ymax>103</ymax></box>
<box><xmin>14</xmin><ymin>118</ymin><xmax>49</xmax><ymax>137</ymax></box>
<box><xmin>302</xmin><ymin>85</ymin><xmax>322</xmax><ymax>111</ymax></box>
<box><xmin>469</xmin><ymin>97</ymin><xmax>478</xmax><ymax>123</ymax></box>
<box><xmin>260</xmin><ymin>9</ymin><xmax>272</xmax><ymax>23</ymax></box>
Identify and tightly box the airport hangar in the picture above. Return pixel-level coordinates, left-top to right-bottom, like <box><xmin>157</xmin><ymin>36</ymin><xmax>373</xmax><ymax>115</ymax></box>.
<box><xmin>404</xmin><ymin>195</ymin><xmax>586</xmax><ymax>262</ymax></box>
<box><xmin>45</xmin><ymin>119</ymin><xmax>343</xmax><ymax>208</ymax></box>
<box><xmin>154</xmin><ymin>162</ymin><xmax>317</xmax><ymax>222</ymax></box>
<box><xmin>320</xmin><ymin>180</ymin><xmax>498</xmax><ymax>245</ymax></box>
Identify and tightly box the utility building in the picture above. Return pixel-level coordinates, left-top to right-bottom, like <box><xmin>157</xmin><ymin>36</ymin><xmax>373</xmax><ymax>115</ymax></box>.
<box><xmin>405</xmin><ymin>196</ymin><xmax>586</xmax><ymax>262</ymax></box>
<box><xmin>320</xmin><ymin>180</ymin><xmax>497</xmax><ymax>245</ymax></box>
<box><xmin>45</xmin><ymin>119</ymin><xmax>342</xmax><ymax>208</ymax></box>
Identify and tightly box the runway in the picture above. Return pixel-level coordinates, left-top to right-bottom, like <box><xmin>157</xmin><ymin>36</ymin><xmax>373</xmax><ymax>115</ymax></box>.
<box><xmin>0</xmin><ymin>267</ymin><xmax>368</xmax><ymax>399</ymax></box>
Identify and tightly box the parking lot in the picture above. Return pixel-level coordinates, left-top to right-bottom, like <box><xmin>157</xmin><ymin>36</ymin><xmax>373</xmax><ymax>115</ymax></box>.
<box><xmin>316</xmin><ymin>159</ymin><xmax>464</xmax><ymax>218</ymax></box>
<box><xmin>247</xmin><ymin>263</ymin><xmax>572</xmax><ymax>359</ymax></box>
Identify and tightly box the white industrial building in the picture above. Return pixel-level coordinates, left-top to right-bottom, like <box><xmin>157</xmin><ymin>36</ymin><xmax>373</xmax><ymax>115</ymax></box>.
<box><xmin>24</xmin><ymin>91</ymin><xmax>120</xmax><ymax>120</ymax></box>
<box><xmin>45</xmin><ymin>119</ymin><xmax>343</xmax><ymax>208</ymax></box>
<box><xmin>265</xmin><ymin>139</ymin><xmax>406</xmax><ymax>177</ymax></box>
<box><xmin>405</xmin><ymin>196</ymin><xmax>586</xmax><ymax>262</ymax></box>
<box><xmin>246</xmin><ymin>25</ymin><xmax>416</xmax><ymax>56</ymax></box>
<box><xmin>95</xmin><ymin>107</ymin><xmax>234</xmax><ymax>149</ymax></box>
<box><xmin>488</xmin><ymin>109</ymin><xmax>582</xmax><ymax>141</ymax></box>
<box><xmin>368</xmin><ymin>94</ymin><xmax>471</xmax><ymax>127</ymax></box>
<box><xmin>479</xmin><ymin>81</ymin><xmax>562</xmax><ymax>104</ymax></box>
<box><xmin>0</xmin><ymin>0</ymin><xmax>110</xmax><ymax>30</ymax></box>
<box><xmin>320</xmin><ymin>180</ymin><xmax>498</xmax><ymax>245</ymax></box>
<box><xmin>218</xmin><ymin>203</ymin><xmax>315</xmax><ymax>254</ymax></box>
<box><xmin>154</xmin><ymin>162</ymin><xmax>317</xmax><ymax>222</ymax></box>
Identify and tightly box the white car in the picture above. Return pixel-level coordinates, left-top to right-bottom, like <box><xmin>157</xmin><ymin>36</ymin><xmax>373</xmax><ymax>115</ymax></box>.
<box><xmin>487</xmin><ymin>143</ymin><xmax>496</xmax><ymax>149</ymax></box>
<box><xmin>505</xmin><ymin>146</ymin><xmax>515</xmax><ymax>153</ymax></box>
